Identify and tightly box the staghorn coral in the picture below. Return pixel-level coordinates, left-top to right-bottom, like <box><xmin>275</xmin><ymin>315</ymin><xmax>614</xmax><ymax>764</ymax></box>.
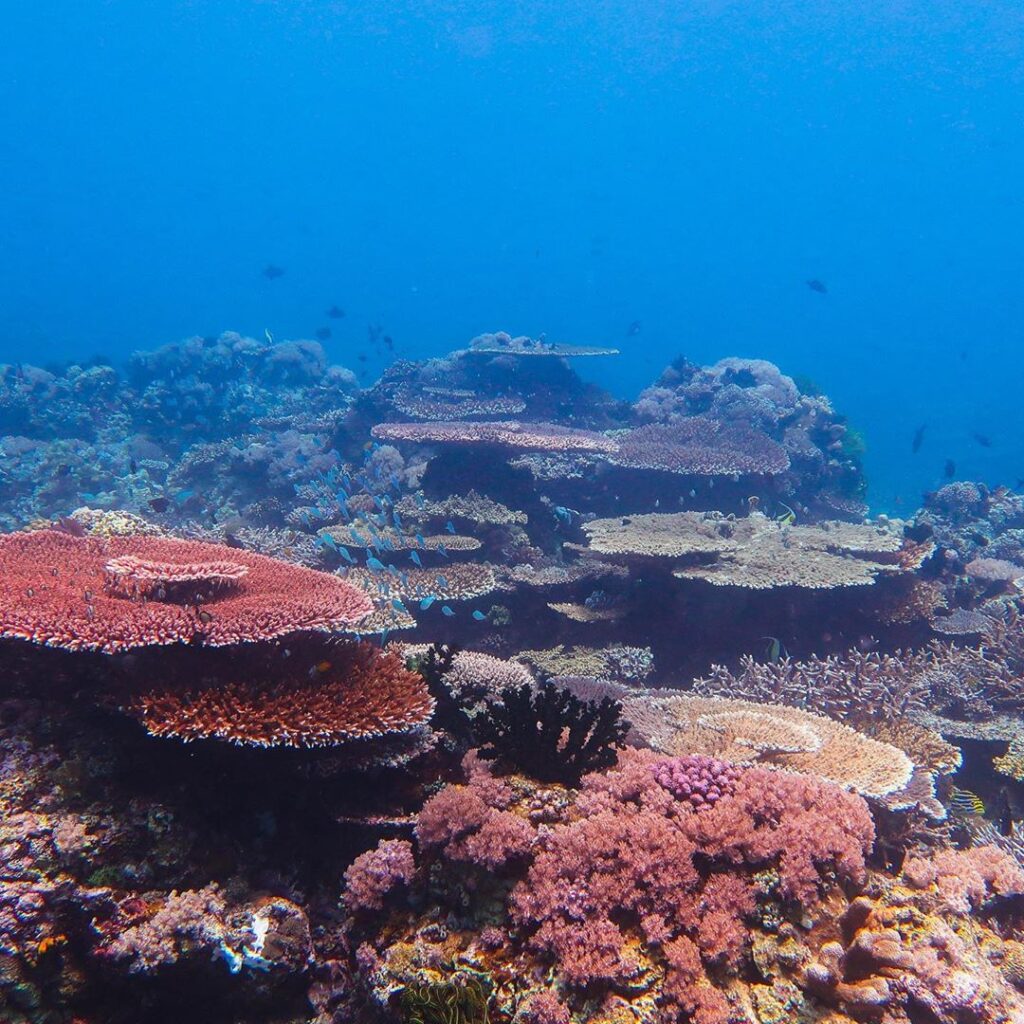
<box><xmin>694</xmin><ymin>647</ymin><xmax>935</xmax><ymax>724</ymax></box>
<box><xmin>0</xmin><ymin>530</ymin><xmax>373</xmax><ymax>652</ymax></box>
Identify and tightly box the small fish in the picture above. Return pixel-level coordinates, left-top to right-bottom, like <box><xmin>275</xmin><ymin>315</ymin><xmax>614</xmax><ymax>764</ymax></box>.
<box><xmin>627</xmin><ymin>320</ymin><xmax>642</xmax><ymax>336</ymax></box>
<box><xmin>415</xmin><ymin>492</ymin><xmax>426</xmax><ymax>510</ymax></box>
<box><xmin>441</xmin><ymin>605</ymin><xmax>455</xmax><ymax>617</ymax></box>
<box><xmin>435</xmin><ymin>575</ymin><xmax>448</xmax><ymax>589</ymax></box>
<box><xmin>437</xmin><ymin>544</ymin><xmax>449</xmax><ymax>559</ymax></box>
<box><xmin>262</xmin><ymin>264</ymin><xmax>285</xmax><ymax>280</ymax></box>
<box><xmin>943</xmin><ymin>459</ymin><xmax>956</xmax><ymax>479</ymax></box>
<box><xmin>318</xmin><ymin>532</ymin><xmax>337</xmax><ymax>550</ymax></box>
<box><xmin>392</xmin><ymin>511</ymin><xmax>403</xmax><ymax>529</ymax></box>
<box><xmin>174</xmin><ymin>489</ymin><xmax>195</xmax><ymax>505</ymax></box>
<box><xmin>410</xmin><ymin>550</ymin><xmax>423</xmax><ymax>567</ymax></box>
<box><xmin>472</xmin><ymin>610</ymin><xmax>486</xmax><ymax>621</ymax></box>
<box><xmin>415</xmin><ymin>532</ymin><xmax>426</xmax><ymax>548</ymax></box>
<box><xmin>949</xmin><ymin>787</ymin><xmax>985</xmax><ymax>817</ymax></box>
<box><xmin>315</xmin><ymin>327</ymin><xmax>331</xmax><ymax>341</ymax></box>
<box><xmin>392</xmin><ymin>598</ymin><xmax>409</xmax><ymax>614</ymax></box>
<box><xmin>197</xmin><ymin>609</ymin><xmax>214</xmax><ymax>625</ymax></box>
<box><xmin>129</xmin><ymin>458</ymin><xmax>138</xmax><ymax>474</ymax></box>
<box><xmin>308</xmin><ymin>659</ymin><xmax>332</xmax><ymax>679</ymax></box>
<box><xmin>805</xmin><ymin>278</ymin><xmax>827</xmax><ymax>294</ymax></box>
<box><xmin>972</xmin><ymin>432</ymin><xmax>993</xmax><ymax>448</ymax></box>
<box><xmin>337</xmin><ymin>546</ymin><xmax>355</xmax><ymax>564</ymax></box>
<box><xmin>148</xmin><ymin>497</ymin><xmax>170</xmax><ymax>513</ymax></box>
<box><xmin>762</xmin><ymin>636</ymin><xmax>786</xmax><ymax>663</ymax></box>
<box><xmin>912</xmin><ymin>424</ymin><xmax>926</xmax><ymax>454</ymax></box>
<box><xmin>326</xmin><ymin>305</ymin><xmax>345</xmax><ymax>319</ymax></box>
<box><xmin>419</xmin><ymin>596</ymin><xmax>436</xmax><ymax>610</ymax></box>
<box><xmin>445</xmin><ymin>520</ymin><xmax>456</xmax><ymax>534</ymax></box>
<box><xmin>774</xmin><ymin>502</ymin><xmax>797</xmax><ymax>526</ymax></box>
<box><xmin>383</xmin><ymin>335</ymin><xmax>394</xmax><ymax>350</ymax></box>
<box><xmin>366</xmin><ymin>556</ymin><xmax>385</xmax><ymax>571</ymax></box>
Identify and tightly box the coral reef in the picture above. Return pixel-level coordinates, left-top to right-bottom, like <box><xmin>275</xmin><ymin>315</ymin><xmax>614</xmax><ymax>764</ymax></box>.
<box><xmin>4</xmin><ymin>330</ymin><xmax>1024</xmax><ymax>1023</ymax></box>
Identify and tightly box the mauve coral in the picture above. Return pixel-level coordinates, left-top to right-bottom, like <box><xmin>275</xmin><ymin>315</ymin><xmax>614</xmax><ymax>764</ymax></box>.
<box><xmin>343</xmin><ymin>839</ymin><xmax>416</xmax><ymax>912</ymax></box>
<box><xmin>650</xmin><ymin>754</ymin><xmax>742</xmax><ymax>808</ymax></box>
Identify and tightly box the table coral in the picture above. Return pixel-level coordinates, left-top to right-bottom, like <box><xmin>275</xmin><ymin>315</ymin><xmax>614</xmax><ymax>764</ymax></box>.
<box><xmin>0</xmin><ymin>530</ymin><xmax>373</xmax><ymax>652</ymax></box>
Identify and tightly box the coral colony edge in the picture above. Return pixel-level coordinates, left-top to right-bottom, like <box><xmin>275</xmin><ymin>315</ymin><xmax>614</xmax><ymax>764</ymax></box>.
<box><xmin>1</xmin><ymin>330</ymin><xmax>1024</xmax><ymax>1024</ymax></box>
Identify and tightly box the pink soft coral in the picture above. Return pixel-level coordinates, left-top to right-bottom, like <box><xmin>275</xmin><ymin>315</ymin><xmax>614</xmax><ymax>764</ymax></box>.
<box><xmin>342</xmin><ymin>839</ymin><xmax>415</xmax><ymax>912</ymax></box>
<box><xmin>903</xmin><ymin>845</ymin><xmax>1024</xmax><ymax>913</ymax></box>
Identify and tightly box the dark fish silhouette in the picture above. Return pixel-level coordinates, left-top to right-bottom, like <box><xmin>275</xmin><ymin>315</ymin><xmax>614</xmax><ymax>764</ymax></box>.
<box><xmin>806</xmin><ymin>279</ymin><xmax>828</xmax><ymax>294</ymax></box>
<box><xmin>315</xmin><ymin>327</ymin><xmax>332</xmax><ymax>341</ymax></box>
<box><xmin>148</xmin><ymin>496</ymin><xmax>170</xmax><ymax>513</ymax></box>
<box><xmin>911</xmin><ymin>424</ymin><xmax>926</xmax><ymax>454</ymax></box>
<box><xmin>55</xmin><ymin>517</ymin><xmax>86</xmax><ymax>537</ymax></box>
<box><xmin>944</xmin><ymin>459</ymin><xmax>956</xmax><ymax>479</ymax></box>
<box><xmin>973</xmin><ymin>432</ymin><xmax>993</xmax><ymax>448</ymax></box>
<box><xmin>383</xmin><ymin>335</ymin><xmax>394</xmax><ymax>350</ymax></box>
<box><xmin>627</xmin><ymin>321</ymin><xmax>642</xmax><ymax>337</ymax></box>
<box><xmin>262</xmin><ymin>264</ymin><xmax>285</xmax><ymax>280</ymax></box>
<box><xmin>326</xmin><ymin>305</ymin><xmax>345</xmax><ymax>319</ymax></box>
<box><xmin>357</xmin><ymin>353</ymin><xmax>368</xmax><ymax>362</ymax></box>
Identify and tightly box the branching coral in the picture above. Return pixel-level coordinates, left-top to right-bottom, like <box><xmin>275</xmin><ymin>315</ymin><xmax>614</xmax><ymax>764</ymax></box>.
<box><xmin>473</xmin><ymin>683</ymin><xmax>629</xmax><ymax>785</ymax></box>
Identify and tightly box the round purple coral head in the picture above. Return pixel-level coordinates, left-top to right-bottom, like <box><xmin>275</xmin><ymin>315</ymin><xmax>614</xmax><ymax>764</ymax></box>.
<box><xmin>651</xmin><ymin>754</ymin><xmax>742</xmax><ymax>808</ymax></box>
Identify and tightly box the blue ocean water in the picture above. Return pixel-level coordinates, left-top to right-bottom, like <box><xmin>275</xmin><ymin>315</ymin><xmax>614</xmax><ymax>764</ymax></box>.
<box><xmin>1</xmin><ymin>1</ymin><xmax>1021</xmax><ymax>511</ymax></box>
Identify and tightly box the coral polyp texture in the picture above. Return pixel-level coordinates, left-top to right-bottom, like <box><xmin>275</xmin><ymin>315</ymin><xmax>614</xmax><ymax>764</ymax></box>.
<box><xmin>3</xmin><ymin>331</ymin><xmax>1024</xmax><ymax>1023</ymax></box>
<box><xmin>372</xmin><ymin>419</ymin><xmax>619</xmax><ymax>453</ymax></box>
<box><xmin>0</xmin><ymin>529</ymin><xmax>373</xmax><ymax>651</ymax></box>
<box><xmin>608</xmin><ymin>417</ymin><xmax>791</xmax><ymax>476</ymax></box>
<box><xmin>124</xmin><ymin>642</ymin><xmax>435</xmax><ymax>747</ymax></box>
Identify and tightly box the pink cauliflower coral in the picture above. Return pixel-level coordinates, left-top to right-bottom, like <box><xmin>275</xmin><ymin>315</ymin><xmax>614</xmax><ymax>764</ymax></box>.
<box><xmin>342</xmin><ymin>839</ymin><xmax>415</xmax><ymax>913</ymax></box>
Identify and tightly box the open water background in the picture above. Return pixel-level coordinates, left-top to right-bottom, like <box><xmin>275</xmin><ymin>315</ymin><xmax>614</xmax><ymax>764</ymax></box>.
<box><xmin>1</xmin><ymin>1</ymin><xmax>1022</xmax><ymax>510</ymax></box>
